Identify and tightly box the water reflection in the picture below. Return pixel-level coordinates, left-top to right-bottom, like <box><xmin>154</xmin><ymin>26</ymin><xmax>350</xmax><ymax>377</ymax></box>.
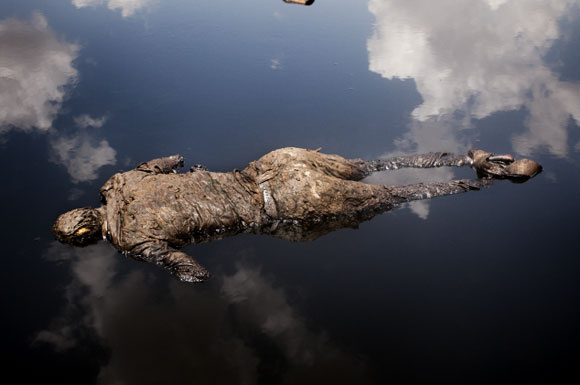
<box><xmin>49</xmin><ymin>113</ymin><xmax>116</xmax><ymax>183</ymax></box>
<box><xmin>0</xmin><ymin>13</ymin><xmax>117</xmax><ymax>183</ymax></box>
<box><xmin>0</xmin><ymin>12</ymin><xmax>79</xmax><ymax>133</ymax></box>
<box><xmin>367</xmin><ymin>0</ymin><xmax>580</xmax><ymax>157</ymax></box>
<box><xmin>74</xmin><ymin>114</ymin><xmax>108</xmax><ymax>129</ymax></box>
<box><xmin>72</xmin><ymin>0</ymin><xmax>157</xmax><ymax>17</ymax></box>
<box><xmin>49</xmin><ymin>133</ymin><xmax>117</xmax><ymax>183</ymax></box>
<box><xmin>38</xmin><ymin>242</ymin><xmax>371</xmax><ymax>384</ymax></box>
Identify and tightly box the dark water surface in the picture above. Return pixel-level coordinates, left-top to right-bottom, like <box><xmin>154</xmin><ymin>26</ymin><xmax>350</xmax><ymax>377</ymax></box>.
<box><xmin>2</xmin><ymin>0</ymin><xmax>580</xmax><ymax>383</ymax></box>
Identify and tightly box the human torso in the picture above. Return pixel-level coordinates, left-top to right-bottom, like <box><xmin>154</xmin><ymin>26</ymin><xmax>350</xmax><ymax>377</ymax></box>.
<box><xmin>101</xmin><ymin>169</ymin><xmax>262</xmax><ymax>250</ymax></box>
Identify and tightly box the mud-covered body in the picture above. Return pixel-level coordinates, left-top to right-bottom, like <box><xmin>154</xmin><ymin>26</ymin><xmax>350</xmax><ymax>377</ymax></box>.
<box><xmin>99</xmin><ymin>148</ymin><xmax>393</xmax><ymax>253</ymax></box>
<box><xmin>54</xmin><ymin>147</ymin><xmax>541</xmax><ymax>282</ymax></box>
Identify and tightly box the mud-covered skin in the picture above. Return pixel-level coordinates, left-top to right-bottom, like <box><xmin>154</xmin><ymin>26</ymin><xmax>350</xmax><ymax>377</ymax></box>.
<box><xmin>468</xmin><ymin>149</ymin><xmax>542</xmax><ymax>181</ymax></box>
<box><xmin>54</xmin><ymin>147</ymin><xmax>541</xmax><ymax>282</ymax></box>
<box><xmin>97</xmin><ymin>157</ymin><xmax>263</xmax><ymax>282</ymax></box>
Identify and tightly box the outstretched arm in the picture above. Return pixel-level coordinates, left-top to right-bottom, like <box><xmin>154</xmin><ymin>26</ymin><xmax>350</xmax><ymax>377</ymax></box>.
<box><xmin>136</xmin><ymin>155</ymin><xmax>184</xmax><ymax>174</ymax></box>
<box><xmin>130</xmin><ymin>241</ymin><xmax>210</xmax><ymax>282</ymax></box>
<box><xmin>387</xmin><ymin>178</ymin><xmax>494</xmax><ymax>205</ymax></box>
<box><xmin>363</xmin><ymin>152</ymin><xmax>471</xmax><ymax>175</ymax></box>
<box><xmin>362</xmin><ymin>149</ymin><xmax>541</xmax><ymax>181</ymax></box>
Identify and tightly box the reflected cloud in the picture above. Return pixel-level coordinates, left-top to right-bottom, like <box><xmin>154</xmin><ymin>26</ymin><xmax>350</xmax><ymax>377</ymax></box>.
<box><xmin>0</xmin><ymin>12</ymin><xmax>79</xmax><ymax>133</ymax></box>
<box><xmin>0</xmin><ymin>13</ymin><xmax>115</xmax><ymax>184</ymax></box>
<box><xmin>37</xmin><ymin>242</ymin><xmax>117</xmax><ymax>351</ymax></box>
<box><xmin>74</xmin><ymin>114</ymin><xmax>108</xmax><ymax>129</ymax></box>
<box><xmin>273</xmin><ymin>11</ymin><xmax>284</xmax><ymax>21</ymax></box>
<box><xmin>71</xmin><ymin>0</ymin><xmax>102</xmax><ymax>7</ymax></box>
<box><xmin>365</xmin><ymin>167</ymin><xmax>454</xmax><ymax>220</ymax></box>
<box><xmin>222</xmin><ymin>266</ymin><xmax>359</xmax><ymax>366</ymax></box>
<box><xmin>364</xmin><ymin>166</ymin><xmax>452</xmax><ymax>221</ymax></box>
<box><xmin>270</xmin><ymin>58</ymin><xmax>283</xmax><ymax>70</ymax></box>
<box><xmin>367</xmin><ymin>0</ymin><xmax>580</xmax><ymax>157</ymax></box>
<box><xmin>50</xmin><ymin>134</ymin><xmax>117</xmax><ymax>183</ymax></box>
<box><xmin>72</xmin><ymin>0</ymin><xmax>157</xmax><ymax>17</ymax></box>
<box><xmin>37</xmin><ymin>243</ymin><xmax>370</xmax><ymax>384</ymax></box>
<box><xmin>408</xmin><ymin>200</ymin><xmax>430</xmax><ymax>220</ymax></box>
<box><xmin>68</xmin><ymin>187</ymin><xmax>86</xmax><ymax>201</ymax></box>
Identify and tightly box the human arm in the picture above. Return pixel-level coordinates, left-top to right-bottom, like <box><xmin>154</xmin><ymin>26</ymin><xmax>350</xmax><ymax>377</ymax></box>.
<box><xmin>130</xmin><ymin>240</ymin><xmax>211</xmax><ymax>282</ymax></box>
<box><xmin>136</xmin><ymin>155</ymin><xmax>184</xmax><ymax>174</ymax></box>
<box><xmin>363</xmin><ymin>152</ymin><xmax>471</xmax><ymax>174</ymax></box>
<box><xmin>363</xmin><ymin>149</ymin><xmax>541</xmax><ymax>180</ymax></box>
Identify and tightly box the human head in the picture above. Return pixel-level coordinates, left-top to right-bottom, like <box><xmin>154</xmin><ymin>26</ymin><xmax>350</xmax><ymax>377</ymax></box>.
<box><xmin>53</xmin><ymin>207</ymin><xmax>103</xmax><ymax>246</ymax></box>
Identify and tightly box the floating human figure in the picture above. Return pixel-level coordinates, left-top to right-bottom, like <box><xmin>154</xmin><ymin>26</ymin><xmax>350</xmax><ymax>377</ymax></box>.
<box><xmin>53</xmin><ymin>147</ymin><xmax>541</xmax><ymax>282</ymax></box>
<box><xmin>282</xmin><ymin>0</ymin><xmax>315</xmax><ymax>6</ymax></box>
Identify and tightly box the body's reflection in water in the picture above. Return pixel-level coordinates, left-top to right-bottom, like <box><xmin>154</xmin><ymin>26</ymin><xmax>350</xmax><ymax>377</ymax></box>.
<box><xmin>38</xmin><ymin>242</ymin><xmax>371</xmax><ymax>384</ymax></box>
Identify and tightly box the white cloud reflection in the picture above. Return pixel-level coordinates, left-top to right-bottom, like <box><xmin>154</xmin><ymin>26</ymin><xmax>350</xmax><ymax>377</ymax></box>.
<box><xmin>37</xmin><ymin>244</ymin><xmax>371</xmax><ymax>384</ymax></box>
<box><xmin>222</xmin><ymin>265</ymin><xmax>351</xmax><ymax>364</ymax></box>
<box><xmin>0</xmin><ymin>14</ymin><xmax>116</xmax><ymax>184</ymax></box>
<box><xmin>270</xmin><ymin>57</ymin><xmax>283</xmax><ymax>70</ymax></box>
<box><xmin>50</xmin><ymin>134</ymin><xmax>117</xmax><ymax>183</ymax></box>
<box><xmin>74</xmin><ymin>114</ymin><xmax>108</xmax><ymax>129</ymax></box>
<box><xmin>0</xmin><ymin>12</ymin><xmax>79</xmax><ymax>133</ymax></box>
<box><xmin>367</xmin><ymin>0</ymin><xmax>580</xmax><ymax>158</ymax></box>
<box><xmin>72</xmin><ymin>0</ymin><xmax>157</xmax><ymax>17</ymax></box>
<box><xmin>37</xmin><ymin>242</ymin><xmax>117</xmax><ymax>352</ymax></box>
